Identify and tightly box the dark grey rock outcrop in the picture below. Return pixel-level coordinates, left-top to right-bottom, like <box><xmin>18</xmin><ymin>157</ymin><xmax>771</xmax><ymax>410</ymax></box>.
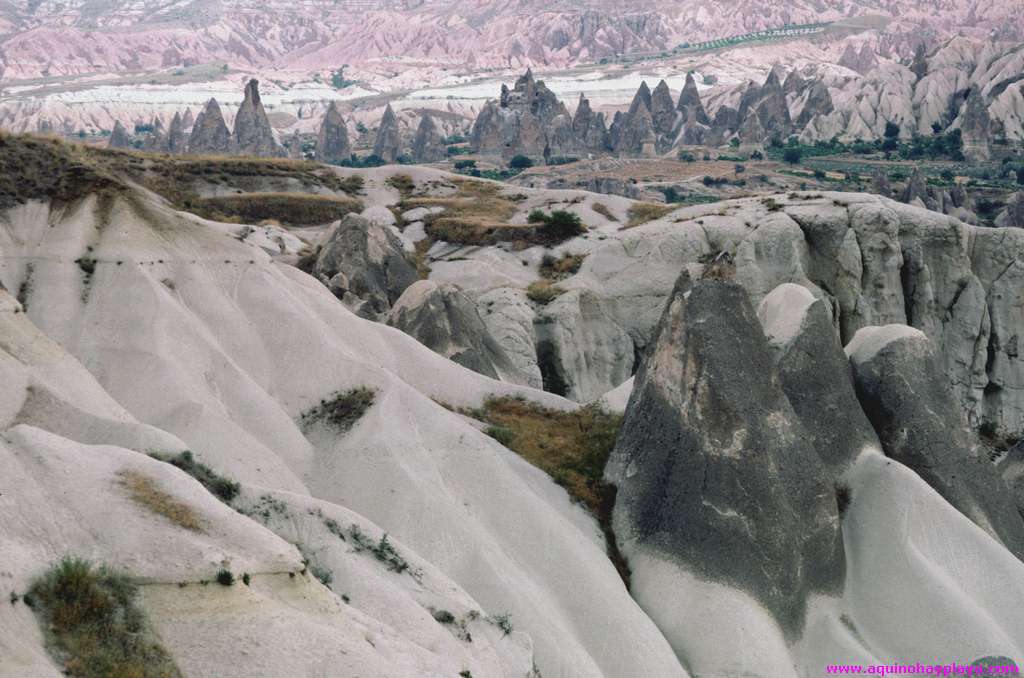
<box><xmin>233</xmin><ymin>79</ymin><xmax>283</xmax><ymax>157</ymax></box>
<box><xmin>649</xmin><ymin>80</ymin><xmax>677</xmax><ymax>143</ymax></box>
<box><xmin>108</xmin><ymin>121</ymin><xmax>130</xmax><ymax>149</ymax></box>
<box><xmin>188</xmin><ymin>98</ymin><xmax>233</xmax><ymax>155</ymax></box>
<box><xmin>758</xmin><ymin>284</ymin><xmax>878</xmax><ymax>472</ymax></box>
<box><xmin>846</xmin><ymin>325</ymin><xmax>1024</xmax><ymax>561</ymax></box>
<box><xmin>996</xmin><ymin>192</ymin><xmax>1024</xmax><ymax>228</ymax></box>
<box><xmin>606</xmin><ymin>276</ymin><xmax>844</xmax><ymax>635</ymax></box>
<box><xmin>314</xmin><ymin>214</ymin><xmax>418</xmax><ymax>317</ymax></box>
<box><xmin>373</xmin><ymin>104</ymin><xmax>404</xmax><ymax>162</ymax></box>
<box><xmin>411</xmin><ymin>113</ymin><xmax>446</xmax><ymax>163</ymax></box>
<box><xmin>676</xmin><ymin>72</ymin><xmax>709</xmax><ymax>126</ymax></box>
<box><xmin>386</xmin><ymin>280</ymin><xmax>522</xmax><ymax>381</ymax></box>
<box><xmin>959</xmin><ymin>88</ymin><xmax>992</xmax><ymax>161</ymax></box>
<box><xmin>167</xmin><ymin>111</ymin><xmax>187</xmax><ymax>155</ymax></box>
<box><xmin>469</xmin><ymin>69</ymin><xmax>575</xmax><ymax>160</ymax></box>
<box><xmin>572</xmin><ymin>94</ymin><xmax>610</xmax><ymax>153</ymax></box>
<box><xmin>317</xmin><ymin>101</ymin><xmax>351</xmax><ymax>163</ymax></box>
<box><xmin>144</xmin><ymin>117</ymin><xmax>169</xmax><ymax>152</ymax></box>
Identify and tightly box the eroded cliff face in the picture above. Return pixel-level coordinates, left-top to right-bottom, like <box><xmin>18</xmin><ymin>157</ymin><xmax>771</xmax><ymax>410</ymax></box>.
<box><xmin>604</xmin><ymin>273</ymin><xmax>1024</xmax><ymax>676</ymax></box>
<box><xmin>550</xmin><ymin>193</ymin><xmax>1024</xmax><ymax>438</ymax></box>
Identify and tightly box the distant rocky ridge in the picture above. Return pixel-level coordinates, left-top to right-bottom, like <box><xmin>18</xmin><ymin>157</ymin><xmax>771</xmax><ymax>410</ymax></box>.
<box><xmin>468</xmin><ymin>38</ymin><xmax>1024</xmax><ymax>162</ymax></box>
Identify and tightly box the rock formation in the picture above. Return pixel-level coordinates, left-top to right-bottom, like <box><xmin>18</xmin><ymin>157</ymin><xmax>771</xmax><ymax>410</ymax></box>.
<box><xmin>610</xmin><ymin>82</ymin><xmax>658</xmax><ymax>157</ymax></box>
<box><xmin>386</xmin><ymin>280</ymin><xmax>523</xmax><ymax>382</ymax></box>
<box><xmin>316</xmin><ymin>101</ymin><xmax>351</xmax><ymax>163</ymax></box>
<box><xmin>469</xmin><ymin>69</ymin><xmax>576</xmax><ymax>160</ymax></box>
<box><xmin>958</xmin><ymin>88</ymin><xmax>992</xmax><ymax>161</ymax></box>
<box><xmin>410</xmin><ymin>113</ymin><xmax>446</xmax><ymax>163</ymax></box>
<box><xmin>286</xmin><ymin>131</ymin><xmax>303</xmax><ymax>159</ymax></box>
<box><xmin>571</xmin><ymin>94</ymin><xmax>609</xmax><ymax>154</ymax></box>
<box><xmin>996</xmin><ymin>192</ymin><xmax>1024</xmax><ymax>228</ymax></box>
<box><xmin>233</xmin><ymin>79</ymin><xmax>282</xmax><ymax>157</ymax></box>
<box><xmin>846</xmin><ymin>325</ymin><xmax>1024</xmax><ymax>559</ymax></box>
<box><xmin>166</xmin><ymin>111</ymin><xmax>187</xmax><ymax>154</ymax></box>
<box><xmin>606</xmin><ymin>276</ymin><xmax>844</xmax><ymax>639</ymax></box>
<box><xmin>143</xmin><ymin>117</ymin><xmax>169</xmax><ymax>152</ymax></box>
<box><xmin>373</xmin><ymin>104</ymin><xmax>404</xmax><ymax>162</ymax></box>
<box><xmin>649</xmin><ymin>80</ymin><xmax>677</xmax><ymax>144</ymax></box>
<box><xmin>188</xmin><ymin>98</ymin><xmax>233</xmax><ymax>155</ymax></box>
<box><xmin>758</xmin><ymin>284</ymin><xmax>880</xmax><ymax>472</ymax></box>
<box><xmin>108</xmin><ymin>120</ymin><xmax>130</xmax><ymax>149</ymax></box>
<box><xmin>314</xmin><ymin>213</ymin><xmax>418</xmax><ymax>317</ymax></box>
<box><xmin>675</xmin><ymin>71</ymin><xmax>709</xmax><ymax>125</ymax></box>
<box><xmin>839</xmin><ymin>43</ymin><xmax>879</xmax><ymax>75</ymax></box>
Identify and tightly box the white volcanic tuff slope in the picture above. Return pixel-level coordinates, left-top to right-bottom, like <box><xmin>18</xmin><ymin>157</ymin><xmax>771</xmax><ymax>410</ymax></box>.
<box><xmin>0</xmin><ymin>191</ymin><xmax>687</xmax><ymax>678</ymax></box>
<box><xmin>0</xmin><ymin>292</ymin><xmax>532</xmax><ymax>677</ymax></box>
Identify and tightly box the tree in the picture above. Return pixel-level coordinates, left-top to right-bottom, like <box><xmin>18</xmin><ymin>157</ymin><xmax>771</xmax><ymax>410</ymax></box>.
<box><xmin>783</xmin><ymin>147</ymin><xmax>803</xmax><ymax>165</ymax></box>
<box><xmin>1017</xmin><ymin>168</ymin><xmax>1024</xmax><ymax>186</ymax></box>
<box><xmin>454</xmin><ymin>159</ymin><xmax>476</xmax><ymax>171</ymax></box>
<box><xmin>884</xmin><ymin>121</ymin><xmax>901</xmax><ymax>139</ymax></box>
<box><xmin>509</xmin><ymin>154</ymin><xmax>534</xmax><ymax>170</ymax></box>
<box><xmin>528</xmin><ymin>210</ymin><xmax>584</xmax><ymax>243</ymax></box>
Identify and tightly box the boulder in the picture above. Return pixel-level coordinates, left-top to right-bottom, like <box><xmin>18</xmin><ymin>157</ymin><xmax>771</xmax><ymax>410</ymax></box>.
<box><xmin>317</xmin><ymin>101</ymin><xmax>351</xmax><ymax>163</ymax></box>
<box><xmin>386</xmin><ymin>280</ymin><xmax>523</xmax><ymax>382</ymax></box>
<box><xmin>411</xmin><ymin>113</ymin><xmax>446</xmax><ymax>163</ymax></box>
<box><xmin>846</xmin><ymin>325</ymin><xmax>1024</xmax><ymax>560</ymax></box>
<box><xmin>233</xmin><ymin>79</ymin><xmax>283</xmax><ymax>157</ymax></box>
<box><xmin>314</xmin><ymin>214</ymin><xmax>418</xmax><ymax>317</ymax></box>
<box><xmin>373</xmin><ymin>104</ymin><xmax>404</xmax><ymax>162</ymax></box>
<box><xmin>606</xmin><ymin>276</ymin><xmax>844</xmax><ymax>640</ymax></box>
<box><xmin>188</xmin><ymin>98</ymin><xmax>233</xmax><ymax>155</ymax></box>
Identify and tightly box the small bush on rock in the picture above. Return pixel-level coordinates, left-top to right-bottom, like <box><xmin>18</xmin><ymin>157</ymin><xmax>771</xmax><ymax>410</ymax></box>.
<box><xmin>300</xmin><ymin>387</ymin><xmax>376</xmax><ymax>432</ymax></box>
<box><xmin>28</xmin><ymin>557</ymin><xmax>181</xmax><ymax>677</ymax></box>
<box><xmin>148</xmin><ymin>450</ymin><xmax>240</xmax><ymax>504</ymax></box>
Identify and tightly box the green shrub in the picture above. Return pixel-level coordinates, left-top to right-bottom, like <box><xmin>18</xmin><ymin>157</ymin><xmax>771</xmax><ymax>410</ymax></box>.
<box><xmin>526</xmin><ymin>209</ymin><xmax>585</xmax><ymax>243</ymax></box>
<box><xmin>300</xmin><ymin>387</ymin><xmax>376</xmax><ymax>431</ymax></box>
<box><xmin>27</xmin><ymin>557</ymin><xmax>181</xmax><ymax>677</ymax></box>
<box><xmin>509</xmin><ymin>155</ymin><xmax>534</xmax><ymax>170</ymax></box>
<box><xmin>432</xmin><ymin>609</ymin><xmax>457</xmax><ymax>624</ymax></box>
<box><xmin>216</xmin><ymin>569</ymin><xmax>235</xmax><ymax>586</ymax></box>
<box><xmin>783</xmin><ymin>148</ymin><xmax>803</xmax><ymax>164</ymax></box>
<box><xmin>148</xmin><ymin>450</ymin><xmax>240</xmax><ymax>504</ymax></box>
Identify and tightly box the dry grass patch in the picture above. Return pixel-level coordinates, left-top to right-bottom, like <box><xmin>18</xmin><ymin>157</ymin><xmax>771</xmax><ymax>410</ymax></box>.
<box><xmin>0</xmin><ymin>132</ymin><xmax>359</xmax><ymax>216</ymax></box>
<box><xmin>192</xmin><ymin>192</ymin><xmax>363</xmax><ymax>226</ymax></box>
<box><xmin>402</xmin><ymin>178</ymin><xmax>530</xmax><ymax>246</ymax></box>
<box><xmin>118</xmin><ymin>469</ymin><xmax>203</xmax><ymax>532</ymax></box>
<box><xmin>539</xmin><ymin>252</ymin><xmax>585</xmax><ymax>281</ymax></box>
<box><xmin>26</xmin><ymin>557</ymin><xmax>181</xmax><ymax>678</ymax></box>
<box><xmin>466</xmin><ymin>396</ymin><xmax>629</xmax><ymax>584</ymax></box>
<box><xmin>624</xmin><ymin>202</ymin><xmax>674</xmax><ymax>228</ymax></box>
<box><xmin>526</xmin><ymin>279</ymin><xmax>565</xmax><ymax>304</ymax></box>
<box><xmin>591</xmin><ymin>202</ymin><xmax>618</xmax><ymax>222</ymax></box>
